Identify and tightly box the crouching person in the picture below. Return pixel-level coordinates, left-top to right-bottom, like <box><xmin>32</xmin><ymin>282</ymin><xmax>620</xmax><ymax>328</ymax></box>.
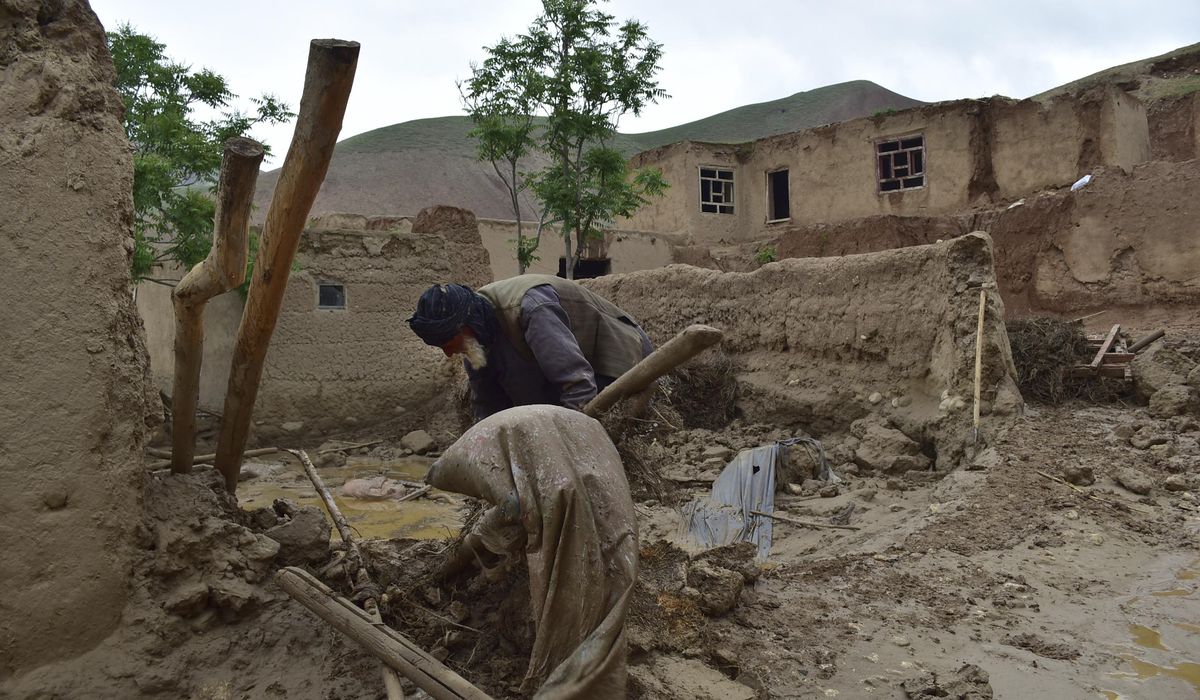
<box><xmin>427</xmin><ymin>405</ymin><xmax>637</xmax><ymax>698</ymax></box>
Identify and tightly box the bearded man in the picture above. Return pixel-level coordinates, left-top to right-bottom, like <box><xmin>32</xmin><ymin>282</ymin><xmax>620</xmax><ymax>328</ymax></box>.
<box><xmin>408</xmin><ymin>274</ymin><xmax>653</xmax><ymax>421</ymax></box>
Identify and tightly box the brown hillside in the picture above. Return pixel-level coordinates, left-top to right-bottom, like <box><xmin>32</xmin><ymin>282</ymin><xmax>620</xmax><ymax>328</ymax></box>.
<box><xmin>252</xmin><ymin>80</ymin><xmax>924</xmax><ymax>223</ymax></box>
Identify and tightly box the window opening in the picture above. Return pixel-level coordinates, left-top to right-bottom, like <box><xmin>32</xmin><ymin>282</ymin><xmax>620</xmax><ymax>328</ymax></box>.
<box><xmin>317</xmin><ymin>282</ymin><xmax>346</xmax><ymax>310</ymax></box>
<box><xmin>767</xmin><ymin>169</ymin><xmax>790</xmax><ymax>221</ymax></box>
<box><xmin>699</xmin><ymin>167</ymin><xmax>735</xmax><ymax>214</ymax></box>
<box><xmin>877</xmin><ymin>134</ymin><xmax>925</xmax><ymax>192</ymax></box>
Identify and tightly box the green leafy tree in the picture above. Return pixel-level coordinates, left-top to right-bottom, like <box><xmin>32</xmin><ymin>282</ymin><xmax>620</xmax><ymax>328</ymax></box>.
<box><xmin>106</xmin><ymin>24</ymin><xmax>293</xmax><ymax>283</ymax></box>
<box><xmin>459</xmin><ymin>40</ymin><xmax>549</xmax><ymax>274</ymax></box>
<box><xmin>462</xmin><ymin>0</ymin><xmax>668</xmax><ymax>278</ymax></box>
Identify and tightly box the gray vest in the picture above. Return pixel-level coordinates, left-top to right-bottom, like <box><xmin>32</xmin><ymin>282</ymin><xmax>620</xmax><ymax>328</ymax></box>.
<box><xmin>477</xmin><ymin>274</ymin><xmax>647</xmax><ymax>378</ymax></box>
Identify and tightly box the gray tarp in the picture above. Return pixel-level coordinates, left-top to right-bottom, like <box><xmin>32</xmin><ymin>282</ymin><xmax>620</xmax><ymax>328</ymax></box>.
<box><xmin>427</xmin><ymin>405</ymin><xmax>638</xmax><ymax>699</ymax></box>
<box><xmin>683</xmin><ymin>438</ymin><xmax>835</xmax><ymax>561</ymax></box>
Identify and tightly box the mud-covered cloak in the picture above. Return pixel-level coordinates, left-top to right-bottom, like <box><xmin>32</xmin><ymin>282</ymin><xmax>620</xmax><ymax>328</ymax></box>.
<box><xmin>426</xmin><ymin>405</ymin><xmax>639</xmax><ymax>698</ymax></box>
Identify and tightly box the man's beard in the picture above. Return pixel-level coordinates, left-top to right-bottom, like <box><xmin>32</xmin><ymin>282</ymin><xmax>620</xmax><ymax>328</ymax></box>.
<box><xmin>461</xmin><ymin>335</ymin><xmax>488</xmax><ymax>370</ymax></box>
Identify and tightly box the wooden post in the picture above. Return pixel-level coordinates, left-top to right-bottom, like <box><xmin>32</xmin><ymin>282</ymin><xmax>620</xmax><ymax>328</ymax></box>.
<box><xmin>170</xmin><ymin>138</ymin><xmax>264</xmax><ymax>473</ymax></box>
<box><xmin>287</xmin><ymin>449</ymin><xmax>405</xmax><ymax>699</ymax></box>
<box><xmin>213</xmin><ymin>39</ymin><xmax>359</xmax><ymax>492</ymax></box>
<box><xmin>582</xmin><ymin>324</ymin><xmax>723</xmax><ymax>418</ymax></box>
<box><xmin>277</xmin><ymin>567</ymin><xmax>493</xmax><ymax>700</ymax></box>
<box><xmin>973</xmin><ymin>289</ymin><xmax>986</xmax><ymax>445</ymax></box>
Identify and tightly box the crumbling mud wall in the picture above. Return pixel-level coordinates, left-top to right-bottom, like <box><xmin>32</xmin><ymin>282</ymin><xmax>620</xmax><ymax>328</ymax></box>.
<box><xmin>586</xmin><ymin>233</ymin><xmax>1021</xmax><ymax>469</ymax></box>
<box><xmin>0</xmin><ymin>0</ymin><xmax>153</xmax><ymax>676</ymax></box>
<box><xmin>705</xmin><ymin>159</ymin><xmax>1200</xmax><ymax>317</ymax></box>
<box><xmin>252</xmin><ymin>205</ymin><xmax>492</xmax><ymax>439</ymax></box>
<box><xmin>981</xmin><ymin>160</ymin><xmax>1200</xmax><ymax>314</ymax></box>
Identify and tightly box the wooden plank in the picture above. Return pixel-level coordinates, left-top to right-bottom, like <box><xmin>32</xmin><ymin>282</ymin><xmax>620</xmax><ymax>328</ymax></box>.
<box><xmin>1100</xmin><ymin>353</ymin><xmax>1136</xmax><ymax>364</ymax></box>
<box><xmin>1089</xmin><ymin>324</ymin><xmax>1121</xmax><ymax>369</ymax></box>
<box><xmin>1069</xmin><ymin>364</ymin><xmax>1129</xmax><ymax>379</ymax></box>
<box><xmin>277</xmin><ymin>567</ymin><xmax>492</xmax><ymax>700</ymax></box>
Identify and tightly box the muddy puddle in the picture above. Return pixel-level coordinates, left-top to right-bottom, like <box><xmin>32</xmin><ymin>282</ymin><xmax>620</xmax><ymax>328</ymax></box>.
<box><xmin>238</xmin><ymin>455</ymin><xmax>463</xmax><ymax>540</ymax></box>
<box><xmin>1100</xmin><ymin>556</ymin><xmax>1200</xmax><ymax>699</ymax></box>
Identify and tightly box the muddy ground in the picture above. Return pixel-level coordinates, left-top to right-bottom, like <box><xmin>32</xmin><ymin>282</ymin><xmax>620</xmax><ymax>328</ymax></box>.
<box><xmin>6</xmin><ymin>324</ymin><xmax>1199</xmax><ymax>700</ymax></box>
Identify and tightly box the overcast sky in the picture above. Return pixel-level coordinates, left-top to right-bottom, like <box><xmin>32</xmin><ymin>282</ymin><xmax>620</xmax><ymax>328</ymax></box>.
<box><xmin>91</xmin><ymin>1</ymin><xmax>1199</xmax><ymax>168</ymax></box>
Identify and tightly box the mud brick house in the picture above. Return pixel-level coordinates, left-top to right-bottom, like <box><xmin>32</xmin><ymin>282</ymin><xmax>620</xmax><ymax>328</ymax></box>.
<box><xmin>621</xmin><ymin>86</ymin><xmax>1150</xmax><ymax>244</ymax></box>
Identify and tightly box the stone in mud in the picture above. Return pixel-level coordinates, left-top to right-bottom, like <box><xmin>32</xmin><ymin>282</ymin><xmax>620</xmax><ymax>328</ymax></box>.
<box><xmin>1115</xmin><ymin>468</ymin><xmax>1153</xmax><ymax>496</ymax></box>
<box><xmin>700</xmin><ymin>445</ymin><xmax>734</xmax><ymax>462</ymax></box>
<box><xmin>317</xmin><ymin>451</ymin><xmax>348</xmax><ymax>469</ymax></box>
<box><xmin>1149</xmin><ymin>384</ymin><xmax>1195</xmax><ymax>418</ymax></box>
<box><xmin>852</xmin><ymin>420</ymin><xmax>930</xmax><ymax>474</ymax></box>
<box><xmin>1130</xmin><ymin>431</ymin><xmax>1170</xmax><ymax>450</ymax></box>
<box><xmin>401</xmin><ymin>429</ymin><xmax>436</xmax><ymax>455</ymax></box>
<box><xmin>341</xmin><ymin>476</ymin><xmax>407</xmax><ymax>500</ymax></box>
<box><xmin>264</xmin><ymin>505</ymin><xmax>330</xmax><ymax>565</ymax></box>
<box><xmin>686</xmin><ymin>560</ymin><xmax>744</xmax><ymax>616</ymax></box>
<box><xmin>1163</xmin><ymin>474</ymin><xmax>1189</xmax><ymax>492</ymax></box>
<box><xmin>1062</xmin><ymin>465</ymin><xmax>1095</xmax><ymax>486</ymax></box>
<box><xmin>901</xmin><ymin>662</ymin><xmax>993</xmax><ymax>699</ymax></box>
<box><xmin>164</xmin><ymin>580</ymin><xmax>210</xmax><ymax>618</ymax></box>
<box><xmin>1132</xmin><ymin>344</ymin><xmax>1195</xmax><ymax>402</ymax></box>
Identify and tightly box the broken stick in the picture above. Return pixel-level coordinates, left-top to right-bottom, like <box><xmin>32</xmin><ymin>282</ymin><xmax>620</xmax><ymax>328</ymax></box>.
<box><xmin>288</xmin><ymin>448</ymin><xmax>405</xmax><ymax>700</ymax></box>
<box><xmin>170</xmin><ymin>138</ymin><xmax>264</xmax><ymax>474</ymax></box>
<box><xmin>214</xmin><ymin>39</ymin><xmax>360</xmax><ymax>493</ymax></box>
<box><xmin>751</xmin><ymin>509</ymin><xmax>861</xmax><ymax>531</ymax></box>
<box><xmin>278</xmin><ymin>567</ymin><xmax>492</xmax><ymax>700</ymax></box>
<box><xmin>147</xmin><ymin>446</ymin><xmax>278</xmax><ymax>471</ymax></box>
<box><xmin>317</xmin><ymin>439</ymin><xmax>383</xmax><ymax>455</ymax></box>
<box><xmin>583</xmin><ymin>324</ymin><xmax>723</xmax><ymax>418</ymax></box>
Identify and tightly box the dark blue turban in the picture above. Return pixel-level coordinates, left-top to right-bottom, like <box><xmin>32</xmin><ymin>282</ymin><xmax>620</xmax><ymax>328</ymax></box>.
<box><xmin>407</xmin><ymin>283</ymin><xmax>495</xmax><ymax>347</ymax></box>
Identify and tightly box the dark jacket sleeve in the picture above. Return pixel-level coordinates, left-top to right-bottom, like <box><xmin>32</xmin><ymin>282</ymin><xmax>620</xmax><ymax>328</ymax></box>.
<box><xmin>520</xmin><ymin>286</ymin><xmax>598</xmax><ymax>410</ymax></box>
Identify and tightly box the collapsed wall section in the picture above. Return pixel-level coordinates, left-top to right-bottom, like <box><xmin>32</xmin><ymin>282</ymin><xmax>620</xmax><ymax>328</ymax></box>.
<box><xmin>586</xmin><ymin>233</ymin><xmax>1021</xmax><ymax>469</ymax></box>
<box><xmin>251</xmin><ymin>205</ymin><xmax>492</xmax><ymax>439</ymax></box>
<box><xmin>0</xmin><ymin>0</ymin><xmax>152</xmax><ymax>676</ymax></box>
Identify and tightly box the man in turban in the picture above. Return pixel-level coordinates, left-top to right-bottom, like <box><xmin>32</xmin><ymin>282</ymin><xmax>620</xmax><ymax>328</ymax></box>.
<box><xmin>408</xmin><ymin>275</ymin><xmax>652</xmax><ymax>420</ymax></box>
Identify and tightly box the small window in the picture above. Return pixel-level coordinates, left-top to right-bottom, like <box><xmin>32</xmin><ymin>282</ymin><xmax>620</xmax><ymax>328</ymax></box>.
<box><xmin>317</xmin><ymin>283</ymin><xmax>346</xmax><ymax>310</ymax></box>
<box><xmin>767</xmin><ymin>169</ymin><xmax>790</xmax><ymax>221</ymax></box>
<box><xmin>699</xmin><ymin>166</ymin><xmax>735</xmax><ymax>214</ymax></box>
<box><xmin>877</xmin><ymin>134</ymin><xmax>925</xmax><ymax>192</ymax></box>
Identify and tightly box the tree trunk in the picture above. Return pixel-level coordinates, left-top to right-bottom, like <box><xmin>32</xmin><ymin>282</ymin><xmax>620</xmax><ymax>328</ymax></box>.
<box><xmin>170</xmin><ymin>138</ymin><xmax>263</xmax><ymax>474</ymax></box>
<box><xmin>213</xmin><ymin>39</ymin><xmax>359</xmax><ymax>492</ymax></box>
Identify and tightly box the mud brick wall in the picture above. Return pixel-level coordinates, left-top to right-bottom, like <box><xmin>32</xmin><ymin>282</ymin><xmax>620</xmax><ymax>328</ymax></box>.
<box><xmin>0</xmin><ymin>0</ymin><xmax>154</xmax><ymax>675</ymax></box>
<box><xmin>252</xmin><ymin>206</ymin><xmax>493</xmax><ymax>439</ymax></box>
<box><xmin>585</xmin><ymin>233</ymin><xmax>1021</xmax><ymax>469</ymax></box>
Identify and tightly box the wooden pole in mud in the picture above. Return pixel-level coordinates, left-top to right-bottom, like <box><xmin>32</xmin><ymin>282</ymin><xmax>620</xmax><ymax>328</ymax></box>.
<box><xmin>278</xmin><ymin>567</ymin><xmax>493</xmax><ymax>700</ymax></box>
<box><xmin>583</xmin><ymin>324</ymin><xmax>723</xmax><ymax>418</ymax></box>
<box><xmin>973</xmin><ymin>289</ymin><xmax>986</xmax><ymax>445</ymax></box>
<box><xmin>287</xmin><ymin>449</ymin><xmax>405</xmax><ymax>699</ymax></box>
<box><xmin>214</xmin><ymin>39</ymin><xmax>359</xmax><ymax>493</ymax></box>
<box><xmin>170</xmin><ymin>138</ymin><xmax>263</xmax><ymax>474</ymax></box>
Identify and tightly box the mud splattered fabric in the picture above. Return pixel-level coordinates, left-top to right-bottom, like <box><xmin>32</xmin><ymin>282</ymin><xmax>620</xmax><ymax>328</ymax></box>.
<box><xmin>427</xmin><ymin>405</ymin><xmax>638</xmax><ymax>698</ymax></box>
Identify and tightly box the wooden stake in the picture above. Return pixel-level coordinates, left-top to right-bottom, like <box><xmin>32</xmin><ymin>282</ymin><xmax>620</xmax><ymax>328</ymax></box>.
<box><xmin>170</xmin><ymin>138</ymin><xmax>264</xmax><ymax>473</ymax></box>
<box><xmin>277</xmin><ymin>567</ymin><xmax>492</xmax><ymax>700</ymax></box>
<box><xmin>287</xmin><ymin>448</ymin><xmax>405</xmax><ymax>700</ymax></box>
<box><xmin>973</xmin><ymin>289</ymin><xmax>986</xmax><ymax>445</ymax></box>
<box><xmin>214</xmin><ymin>40</ymin><xmax>359</xmax><ymax>492</ymax></box>
<box><xmin>750</xmin><ymin>509</ymin><xmax>861</xmax><ymax>531</ymax></box>
<box><xmin>583</xmin><ymin>324</ymin><xmax>723</xmax><ymax>418</ymax></box>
